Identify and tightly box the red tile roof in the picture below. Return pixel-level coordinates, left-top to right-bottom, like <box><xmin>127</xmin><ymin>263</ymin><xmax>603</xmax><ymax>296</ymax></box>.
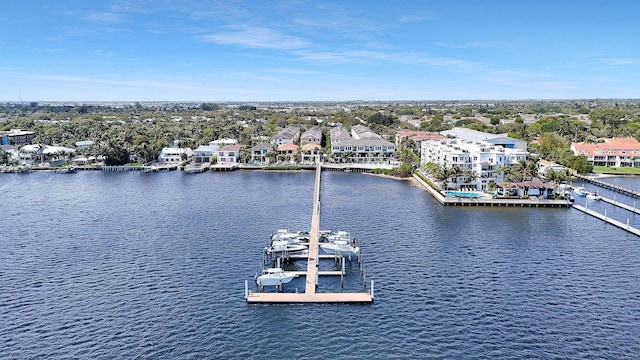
<box><xmin>277</xmin><ymin>143</ymin><xmax>298</xmax><ymax>151</ymax></box>
<box><xmin>571</xmin><ymin>137</ymin><xmax>640</xmax><ymax>156</ymax></box>
<box><xmin>301</xmin><ymin>143</ymin><xmax>321</xmax><ymax>152</ymax></box>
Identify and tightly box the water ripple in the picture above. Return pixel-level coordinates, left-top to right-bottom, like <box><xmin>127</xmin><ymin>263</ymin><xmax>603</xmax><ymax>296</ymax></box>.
<box><xmin>0</xmin><ymin>172</ymin><xmax>639</xmax><ymax>358</ymax></box>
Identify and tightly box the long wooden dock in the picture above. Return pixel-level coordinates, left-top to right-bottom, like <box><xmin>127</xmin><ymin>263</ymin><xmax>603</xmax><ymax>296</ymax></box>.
<box><xmin>572</xmin><ymin>205</ymin><xmax>640</xmax><ymax>236</ymax></box>
<box><xmin>246</xmin><ymin>162</ymin><xmax>374</xmax><ymax>304</ymax></box>
<box><xmin>577</xmin><ymin>175</ymin><xmax>640</xmax><ymax>198</ymax></box>
<box><xmin>600</xmin><ymin>196</ymin><xmax>640</xmax><ymax>215</ymax></box>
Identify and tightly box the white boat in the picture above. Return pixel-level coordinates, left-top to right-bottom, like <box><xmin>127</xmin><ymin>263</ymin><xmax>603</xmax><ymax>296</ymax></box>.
<box><xmin>586</xmin><ymin>192</ymin><xmax>601</xmax><ymax>200</ymax></box>
<box><xmin>320</xmin><ymin>240</ymin><xmax>360</xmax><ymax>258</ymax></box>
<box><xmin>256</xmin><ymin>268</ymin><xmax>298</xmax><ymax>286</ymax></box>
<box><xmin>320</xmin><ymin>230</ymin><xmax>354</xmax><ymax>243</ymax></box>
<box><xmin>271</xmin><ymin>229</ymin><xmax>309</xmax><ymax>243</ymax></box>
<box><xmin>573</xmin><ymin>186</ymin><xmax>588</xmax><ymax>196</ymax></box>
<box><xmin>266</xmin><ymin>240</ymin><xmax>307</xmax><ymax>254</ymax></box>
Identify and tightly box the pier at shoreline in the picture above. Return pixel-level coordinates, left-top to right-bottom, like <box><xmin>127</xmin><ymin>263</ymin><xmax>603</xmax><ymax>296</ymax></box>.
<box><xmin>245</xmin><ymin>162</ymin><xmax>374</xmax><ymax>304</ymax></box>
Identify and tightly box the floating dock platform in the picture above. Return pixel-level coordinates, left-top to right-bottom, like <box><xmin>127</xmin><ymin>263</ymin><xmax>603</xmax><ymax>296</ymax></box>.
<box><xmin>572</xmin><ymin>204</ymin><xmax>640</xmax><ymax>236</ymax></box>
<box><xmin>246</xmin><ymin>162</ymin><xmax>374</xmax><ymax>304</ymax></box>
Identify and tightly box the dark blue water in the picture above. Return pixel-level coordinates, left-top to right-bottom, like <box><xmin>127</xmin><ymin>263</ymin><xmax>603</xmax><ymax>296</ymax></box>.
<box><xmin>1</xmin><ymin>171</ymin><xmax>639</xmax><ymax>359</ymax></box>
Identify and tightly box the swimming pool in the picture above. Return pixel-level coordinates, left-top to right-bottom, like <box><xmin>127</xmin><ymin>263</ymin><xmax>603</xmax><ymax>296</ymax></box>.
<box><xmin>445</xmin><ymin>191</ymin><xmax>483</xmax><ymax>198</ymax></box>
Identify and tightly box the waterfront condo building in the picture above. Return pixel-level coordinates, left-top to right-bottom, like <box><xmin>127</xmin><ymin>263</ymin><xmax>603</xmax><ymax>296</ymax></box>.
<box><xmin>421</xmin><ymin>139</ymin><xmax>527</xmax><ymax>191</ymax></box>
<box><xmin>331</xmin><ymin>125</ymin><xmax>395</xmax><ymax>164</ymax></box>
<box><xmin>570</xmin><ymin>137</ymin><xmax>640</xmax><ymax>168</ymax></box>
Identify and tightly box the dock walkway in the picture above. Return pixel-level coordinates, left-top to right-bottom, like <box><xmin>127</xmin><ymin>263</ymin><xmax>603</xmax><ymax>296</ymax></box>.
<box><xmin>577</xmin><ymin>175</ymin><xmax>640</xmax><ymax>198</ymax></box>
<box><xmin>600</xmin><ymin>196</ymin><xmax>640</xmax><ymax>215</ymax></box>
<box><xmin>246</xmin><ymin>162</ymin><xmax>374</xmax><ymax>304</ymax></box>
<box><xmin>572</xmin><ymin>205</ymin><xmax>640</xmax><ymax>236</ymax></box>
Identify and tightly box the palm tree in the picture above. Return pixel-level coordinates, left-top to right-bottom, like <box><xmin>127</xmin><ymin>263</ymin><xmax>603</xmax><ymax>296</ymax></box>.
<box><xmin>434</xmin><ymin>165</ymin><xmax>453</xmax><ymax>190</ymax></box>
<box><xmin>461</xmin><ymin>168</ymin><xmax>477</xmax><ymax>189</ymax></box>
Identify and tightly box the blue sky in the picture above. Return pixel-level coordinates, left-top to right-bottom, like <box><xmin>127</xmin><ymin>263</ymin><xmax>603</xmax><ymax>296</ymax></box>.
<box><xmin>1</xmin><ymin>0</ymin><xmax>639</xmax><ymax>102</ymax></box>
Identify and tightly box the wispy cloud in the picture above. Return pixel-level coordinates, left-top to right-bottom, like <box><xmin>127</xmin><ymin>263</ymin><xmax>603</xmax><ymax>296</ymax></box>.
<box><xmin>200</xmin><ymin>25</ymin><xmax>307</xmax><ymax>50</ymax></box>
<box><xmin>297</xmin><ymin>49</ymin><xmax>480</xmax><ymax>72</ymax></box>
<box><xmin>397</xmin><ymin>12</ymin><xmax>433</xmax><ymax>23</ymax></box>
<box><xmin>262</xmin><ymin>68</ymin><xmax>323</xmax><ymax>75</ymax></box>
<box><xmin>21</xmin><ymin>73</ymin><xmax>210</xmax><ymax>91</ymax></box>
<box><xmin>435</xmin><ymin>41</ymin><xmax>509</xmax><ymax>49</ymax></box>
<box><xmin>602</xmin><ymin>58</ymin><xmax>637</xmax><ymax>66</ymax></box>
<box><xmin>83</xmin><ymin>11</ymin><xmax>125</xmax><ymax>24</ymax></box>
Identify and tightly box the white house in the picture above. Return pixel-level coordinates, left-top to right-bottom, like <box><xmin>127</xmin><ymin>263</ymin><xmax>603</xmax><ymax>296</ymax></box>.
<box><xmin>217</xmin><ymin>144</ymin><xmax>241</xmax><ymax>164</ymax></box>
<box><xmin>19</xmin><ymin>144</ymin><xmax>76</xmax><ymax>165</ymax></box>
<box><xmin>158</xmin><ymin>147</ymin><xmax>193</xmax><ymax>163</ymax></box>
<box><xmin>193</xmin><ymin>145</ymin><xmax>217</xmax><ymax>163</ymax></box>
<box><xmin>250</xmin><ymin>142</ymin><xmax>272</xmax><ymax>164</ymax></box>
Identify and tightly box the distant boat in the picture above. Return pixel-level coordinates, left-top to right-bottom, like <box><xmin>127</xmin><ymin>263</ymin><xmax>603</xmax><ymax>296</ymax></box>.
<box><xmin>55</xmin><ymin>165</ymin><xmax>77</xmax><ymax>174</ymax></box>
<box><xmin>586</xmin><ymin>192</ymin><xmax>601</xmax><ymax>200</ymax></box>
<box><xmin>562</xmin><ymin>192</ymin><xmax>575</xmax><ymax>202</ymax></box>
<box><xmin>256</xmin><ymin>267</ymin><xmax>298</xmax><ymax>287</ymax></box>
<box><xmin>573</xmin><ymin>186</ymin><xmax>588</xmax><ymax>196</ymax></box>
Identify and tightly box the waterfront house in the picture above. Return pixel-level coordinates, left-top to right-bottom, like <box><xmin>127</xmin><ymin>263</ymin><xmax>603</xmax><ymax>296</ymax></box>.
<box><xmin>217</xmin><ymin>144</ymin><xmax>241</xmax><ymax>164</ymax></box>
<box><xmin>18</xmin><ymin>144</ymin><xmax>76</xmax><ymax>165</ymax></box>
<box><xmin>250</xmin><ymin>142</ymin><xmax>272</xmax><ymax>164</ymax></box>
<box><xmin>421</xmin><ymin>139</ymin><xmax>527</xmax><ymax>191</ymax></box>
<box><xmin>270</xmin><ymin>126</ymin><xmax>300</xmax><ymax>146</ymax></box>
<box><xmin>301</xmin><ymin>143</ymin><xmax>321</xmax><ymax>163</ymax></box>
<box><xmin>158</xmin><ymin>146</ymin><xmax>193</xmax><ymax>163</ymax></box>
<box><xmin>570</xmin><ymin>137</ymin><xmax>640</xmax><ymax>168</ymax></box>
<box><xmin>193</xmin><ymin>145</ymin><xmax>217</xmax><ymax>163</ymax></box>
<box><xmin>277</xmin><ymin>143</ymin><xmax>298</xmax><ymax>162</ymax></box>
<box><xmin>300</xmin><ymin>126</ymin><xmax>322</xmax><ymax>145</ymax></box>
<box><xmin>441</xmin><ymin>127</ymin><xmax>527</xmax><ymax>151</ymax></box>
